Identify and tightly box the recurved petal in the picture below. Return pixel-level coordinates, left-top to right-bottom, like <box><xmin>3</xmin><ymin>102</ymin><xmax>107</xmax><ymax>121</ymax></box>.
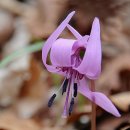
<box><xmin>42</xmin><ymin>11</ymin><xmax>75</xmax><ymax>73</ymax></box>
<box><xmin>90</xmin><ymin>92</ymin><xmax>121</xmax><ymax>117</ymax></box>
<box><xmin>75</xmin><ymin>17</ymin><xmax>102</xmax><ymax>79</ymax></box>
<box><xmin>67</xmin><ymin>24</ymin><xmax>82</xmax><ymax>39</ymax></box>
<box><xmin>50</xmin><ymin>38</ymin><xmax>76</xmax><ymax>67</ymax></box>
<box><xmin>78</xmin><ymin>78</ymin><xmax>121</xmax><ymax>117</ymax></box>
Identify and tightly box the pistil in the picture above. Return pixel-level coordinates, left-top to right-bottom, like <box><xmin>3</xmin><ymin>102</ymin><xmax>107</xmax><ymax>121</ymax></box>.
<box><xmin>69</xmin><ymin>97</ymin><xmax>75</xmax><ymax>115</ymax></box>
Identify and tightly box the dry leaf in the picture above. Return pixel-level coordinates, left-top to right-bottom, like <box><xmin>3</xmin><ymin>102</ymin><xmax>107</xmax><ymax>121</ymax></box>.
<box><xmin>111</xmin><ymin>92</ymin><xmax>130</xmax><ymax>112</ymax></box>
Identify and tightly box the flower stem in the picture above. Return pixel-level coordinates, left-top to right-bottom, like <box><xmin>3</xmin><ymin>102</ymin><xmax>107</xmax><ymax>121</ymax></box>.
<box><xmin>90</xmin><ymin>80</ymin><xmax>96</xmax><ymax>130</ymax></box>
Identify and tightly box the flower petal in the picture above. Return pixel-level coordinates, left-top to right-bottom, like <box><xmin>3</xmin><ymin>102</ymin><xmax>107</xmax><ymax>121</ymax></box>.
<box><xmin>42</xmin><ymin>11</ymin><xmax>75</xmax><ymax>73</ymax></box>
<box><xmin>72</xmin><ymin>35</ymin><xmax>89</xmax><ymax>53</ymax></box>
<box><xmin>90</xmin><ymin>92</ymin><xmax>121</xmax><ymax>117</ymax></box>
<box><xmin>75</xmin><ymin>17</ymin><xmax>102</xmax><ymax>79</ymax></box>
<box><xmin>78</xmin><ymin>78</ymin><xmax>121</xmax><ymax>117</ymax></box>
<box><xmin>67</xmin><ymin>24</ymin><xmax>82</xmax><ymax>39</ymax></box>
<box><xmin>50</xmin><ymin>38</ymin><xmax>76</xmax><ymax>67</ymax></box>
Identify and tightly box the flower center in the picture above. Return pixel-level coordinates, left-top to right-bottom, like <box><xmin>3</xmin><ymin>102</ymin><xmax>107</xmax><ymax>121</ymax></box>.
<box><xmin>48</xmin><ymin>49</ymin><xmax>85</xmax><ymax>117</ymax></box>
<box><xmin>48</xmin><ymin>65</ymin><xmax>84</xmax><ymax>117</ymax></box>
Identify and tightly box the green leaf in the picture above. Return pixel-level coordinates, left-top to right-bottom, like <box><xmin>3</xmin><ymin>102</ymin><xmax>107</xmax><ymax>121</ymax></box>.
<box><xmin>0</xmin><ymin>41</ymin><xmax>43</xmax><ymax>68</ymax></box>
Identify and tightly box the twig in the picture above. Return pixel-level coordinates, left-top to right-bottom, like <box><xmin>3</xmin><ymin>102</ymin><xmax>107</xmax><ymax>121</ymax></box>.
<box><xmin>90</xmin><ymin>80</ymin><xmax>96</xmax><ymax>130</ymax></box>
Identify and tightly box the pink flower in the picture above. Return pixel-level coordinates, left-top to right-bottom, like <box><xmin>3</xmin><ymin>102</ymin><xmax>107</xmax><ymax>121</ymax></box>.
<box><xmin>42</xmin><ymin>11</ymin><xmax>121</xmax><ymax>118</ymax></box>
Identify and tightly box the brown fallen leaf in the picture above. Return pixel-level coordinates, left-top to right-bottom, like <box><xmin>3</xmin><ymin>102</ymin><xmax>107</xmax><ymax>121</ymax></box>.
<box><xmin>0</xmin><ymin>110</ymin><xmax>40</xmax><ymax>130</ymax></box>
<box><xmin>97</xmin><ymin>53</ymin><xmax>130</xmax><ymax>94</ymax></box>
<box><xmin>110</xmin><ymin>92</ymin><xmax>130</xmax><ymax>112</ymax></box>
<box><xmin>0</xmin><ymin>18</ymin><xmax>31</xmax><ymax>107</ymax></box>
<box><xmin>0</xmin><ymin>9</ymin><xmax>14</xmax><ymax>46</ymax></box>
<box><xmin>25</xmin><ymin>0</ymin><xmax>69</xmax><ymax>38</ymax></box>
<box><xmin>15</xmin><ymin>58</ymin><xmax>50</xmax><ymax>118</ymax></box>
<box><xmin>97</xmin><ymin>113</ymin><xmax>130</xmax><ymax>130</ymax></box>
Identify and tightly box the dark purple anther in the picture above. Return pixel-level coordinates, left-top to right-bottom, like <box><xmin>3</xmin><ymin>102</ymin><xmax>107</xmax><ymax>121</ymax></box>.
<box><xmin>73</xmin><ymin>83</ymin><xmax>78</xmax><ymax>97</ymax></box>
<box><xmin>62</xmin><ymin>78</ymin><xmax>69</xmax><ymax>95</ymax></box>
<box><xmin>48</xmin><ymin>94</ymin><xmax>56</xmax><ymax>107</ymax></box>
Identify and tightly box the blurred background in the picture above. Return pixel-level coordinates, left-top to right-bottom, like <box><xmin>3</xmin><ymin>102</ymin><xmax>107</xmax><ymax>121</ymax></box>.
<box><xmin>0</xmin><ymin>0</ymin><xmax>130</xmax><ymax>130</ymax></box>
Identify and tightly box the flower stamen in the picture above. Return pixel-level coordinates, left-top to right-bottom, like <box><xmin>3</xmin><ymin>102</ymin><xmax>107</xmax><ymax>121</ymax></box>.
<box><xmin>73</xmin><ymin>83</ymin><xmax>78</xmax><ymax>97</ymax></box>
<box><xmin>48</xmin><ymin>94</ymin><xmax>57</xmax><ymax>107</ymax></box>
<box><xmin>62</xmin><ymin>78</ymin><xmax>69</xmax><ymax>95</ymax></box>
